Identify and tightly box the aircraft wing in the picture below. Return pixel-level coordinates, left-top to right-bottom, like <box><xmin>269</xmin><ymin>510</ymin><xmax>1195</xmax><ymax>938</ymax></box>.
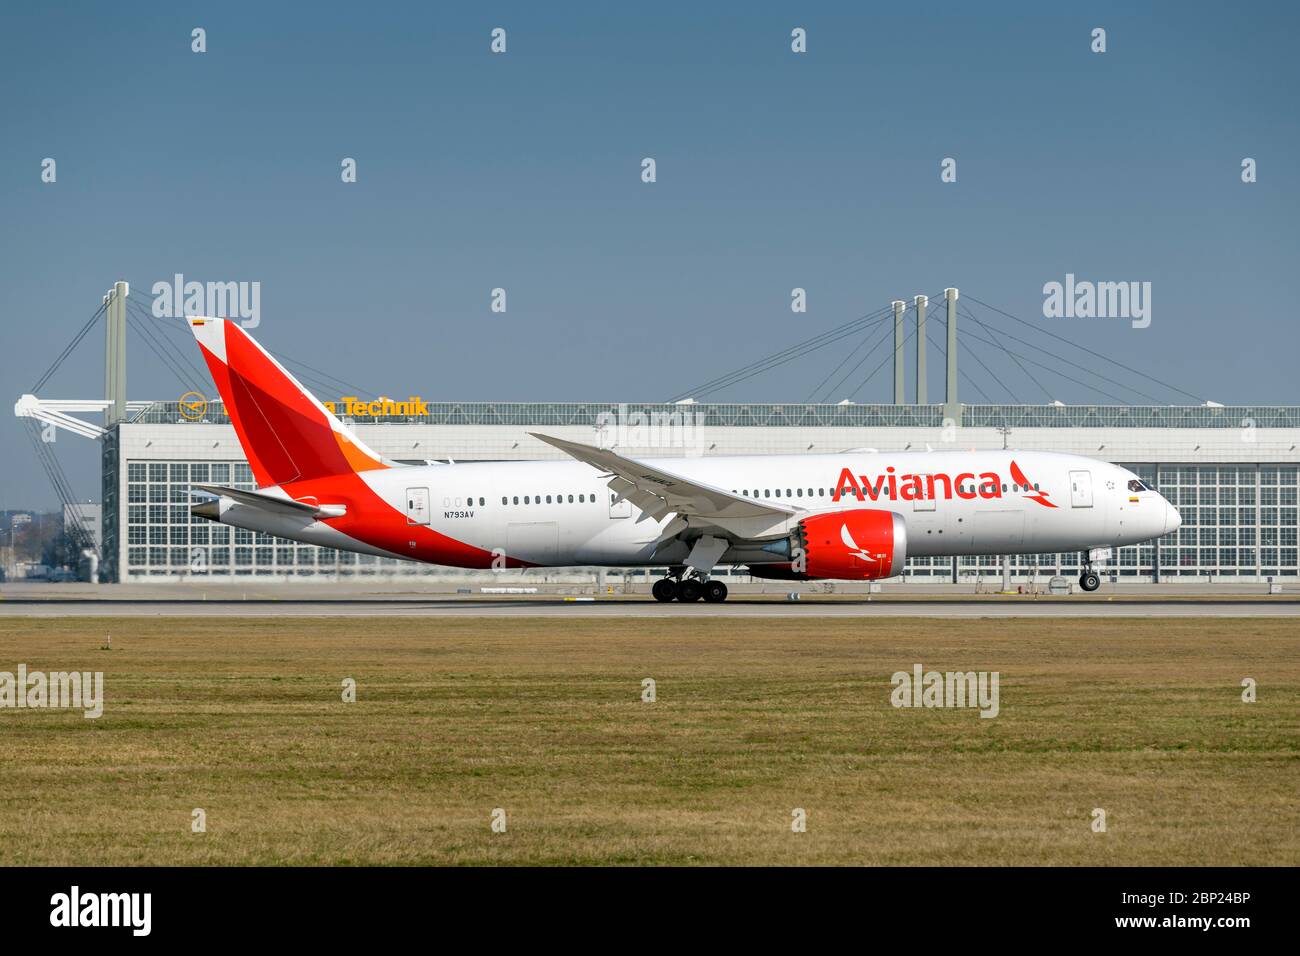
<box><xmin>528</xmin><ymin>432</ymin><xmax>795</xmax><ymax>526</ymax></box>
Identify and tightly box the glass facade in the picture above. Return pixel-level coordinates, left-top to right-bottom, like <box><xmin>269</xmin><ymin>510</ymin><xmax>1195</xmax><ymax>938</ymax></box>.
<box><xmin>121</xmin><ymin>459</ymin><xmax>434</xmax><ymax>578</ymax></box>
<box><xmin>903</xmin><ymin>463</ymin><xmax>1298</xmax><ymax>580</ymax></box>
<box><xmin>100</xmin><ymin>428</ymin><xmax>121</xmax><ymax>582</ymax></box>
<box><xmin>110</xmin><ymin>394</ymin><xmax>1300</xmax><ymax>580</ymax></box>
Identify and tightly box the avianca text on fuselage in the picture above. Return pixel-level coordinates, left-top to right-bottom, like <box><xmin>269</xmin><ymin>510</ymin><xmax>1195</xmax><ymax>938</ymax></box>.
<box><xmin>830</xmin><ymin>461</ymin><xmax>1056</xmax><ymax>508</ymax></box>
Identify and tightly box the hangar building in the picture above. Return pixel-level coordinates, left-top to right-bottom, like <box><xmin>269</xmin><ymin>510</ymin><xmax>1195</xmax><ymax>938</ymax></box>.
<box><xmin>98</xmin><ymin>399</ymin><xmax>1299</xmax><ymax>583</ymax></box>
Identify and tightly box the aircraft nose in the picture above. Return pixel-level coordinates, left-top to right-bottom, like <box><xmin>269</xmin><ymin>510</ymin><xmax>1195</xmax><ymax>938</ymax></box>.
<box><xmin>1164</xmin><ymin>498</ymin><xmax>1181</xmax><ymax>534</ymax></box>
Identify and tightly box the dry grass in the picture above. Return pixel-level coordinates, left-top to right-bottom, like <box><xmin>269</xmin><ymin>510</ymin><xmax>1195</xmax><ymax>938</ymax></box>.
<box><xmin>0</xmin><ymin>616</ymin><xmax>1296</xmax><ymax>866</ymax></box>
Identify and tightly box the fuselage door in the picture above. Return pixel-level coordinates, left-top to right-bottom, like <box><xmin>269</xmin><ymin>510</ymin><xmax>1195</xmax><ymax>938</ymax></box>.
<box><xmin>1068</xmin><ymin>470</ymin><xmax>1093</xmax><ymax>508</ymax></box>
<box><xmin>406</xmin><ymin>486</ymin><xmax>430</xmax><ymax>525</ymax></box>
<box><xmin>608</xmin><ymin>490</ymin><xmax>632</xmax><ymax>519</ymax></box>
<box><xmin>913</xmin><ymin>475</ymin><xmax>936</xmax><ymax>512</ymax></box>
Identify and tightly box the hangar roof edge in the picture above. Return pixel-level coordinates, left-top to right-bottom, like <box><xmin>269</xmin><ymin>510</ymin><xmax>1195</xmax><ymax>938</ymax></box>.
<box><xmin>123</xmin><ymin>401</ymin><xmax>1300</xmax><ymax>430</ymax></box>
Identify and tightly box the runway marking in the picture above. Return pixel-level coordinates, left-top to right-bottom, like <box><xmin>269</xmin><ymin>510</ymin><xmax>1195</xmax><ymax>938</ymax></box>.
<box><xmin>2</xmin><ymin>599</ymin><xmax>1298</xmax><ymax>618</ymax></box>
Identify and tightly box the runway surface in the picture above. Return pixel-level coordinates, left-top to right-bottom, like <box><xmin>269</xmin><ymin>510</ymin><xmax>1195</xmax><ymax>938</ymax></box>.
<box><xmin>3</xmin><ymin>597</ymin><xmax>1298</xmax><ymax>617</ymax></box>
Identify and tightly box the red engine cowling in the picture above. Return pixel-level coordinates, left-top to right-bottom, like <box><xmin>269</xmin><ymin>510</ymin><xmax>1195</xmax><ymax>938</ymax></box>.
<box><xmin>797</xmin><ymin>509</ymin><xmax>907</xmax><ymax>580</ymax></box>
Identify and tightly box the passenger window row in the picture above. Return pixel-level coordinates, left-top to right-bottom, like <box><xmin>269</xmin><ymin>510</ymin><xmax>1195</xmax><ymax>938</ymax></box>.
<box><xmin>729</xmin><ymin>482</ymin><xmax>1042</xmax><ymax>499</ymax></box>
<box><xmin>733</xmin><ymin>488</ymin><xmax>830</xmax><ymax>498</ymax></box>
<box><xmin>466</xmin><ymin>479</ymin><xmax>1044</xmax><ymax>510</ymax></box>
<box><xmin>500</xmin><ymin>493</ymin><xmax>599</xmax><ymax>506</ymax></box>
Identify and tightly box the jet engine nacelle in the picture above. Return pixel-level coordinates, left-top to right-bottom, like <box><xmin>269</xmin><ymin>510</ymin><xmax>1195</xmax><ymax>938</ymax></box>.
<box><xmin>748</xmin><ymin>509</ymin><xmax>907</xmax><ymax>581</ymax></box>
<box><xmin>801</xmin><ymin>508</ymin><xmax>907</xmax><ymax>580</ymax></box>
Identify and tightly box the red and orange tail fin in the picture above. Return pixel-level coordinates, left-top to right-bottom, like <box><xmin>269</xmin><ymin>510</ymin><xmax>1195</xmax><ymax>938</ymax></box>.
<box><xmin>188</xmin><ymin>317</ymin><xmax>388</xmax><ymax>488</ymax></box>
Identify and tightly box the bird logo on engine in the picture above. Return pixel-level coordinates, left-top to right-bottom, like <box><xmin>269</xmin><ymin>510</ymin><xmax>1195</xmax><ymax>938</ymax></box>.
<box><xmin>840</xmin><ymin>523</ymin><xmax>879</xmax><ymax>565</ymax></box>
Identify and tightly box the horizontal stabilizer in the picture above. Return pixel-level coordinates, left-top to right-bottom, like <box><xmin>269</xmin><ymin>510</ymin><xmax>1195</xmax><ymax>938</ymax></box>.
<box><xmin>192</xmin><ymin>483</ymin><xmax>331</xmax><ymax>517</ymax></box>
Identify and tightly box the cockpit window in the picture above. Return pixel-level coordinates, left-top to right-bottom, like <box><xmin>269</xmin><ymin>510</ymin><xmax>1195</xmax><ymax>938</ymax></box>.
<box><xmin>1127</xmin><ymin>479</ymin><xmax>1145</xmax><ymax>492</ymax></box>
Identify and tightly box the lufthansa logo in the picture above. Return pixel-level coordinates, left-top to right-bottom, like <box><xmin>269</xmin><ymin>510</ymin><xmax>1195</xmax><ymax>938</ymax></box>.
<box><xmin>178</xmin><ymin>391</ymin><xmax>208</xmax><ymax>421</ymax></box>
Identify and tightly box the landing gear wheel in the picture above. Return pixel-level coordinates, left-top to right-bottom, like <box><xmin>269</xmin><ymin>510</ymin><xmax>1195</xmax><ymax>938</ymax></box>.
<box><xmin>678</xmin><ymin>579</ymin><xmax>704</xmax><ymax>602</ymax></box>
<box><xmin>652</xmin><ymin>578</ymin><xmax>678</xmax><ymax>602</ymax></box>
<box><xmin>1080</xmin><ymin>571</ymin><xmax>1101</xmax><ymax>592</ymax></box>
<box><xmin>702</xmin><ymin>580</ymin><xmax>728</xmax><ymax>603</ymax></box>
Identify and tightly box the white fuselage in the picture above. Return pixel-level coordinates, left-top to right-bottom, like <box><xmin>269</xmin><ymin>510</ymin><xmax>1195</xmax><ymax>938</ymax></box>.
<box><xmin>213</xmin><ymin>449</ymin><xmax>1179</xmax><ymax>571</ymax></box>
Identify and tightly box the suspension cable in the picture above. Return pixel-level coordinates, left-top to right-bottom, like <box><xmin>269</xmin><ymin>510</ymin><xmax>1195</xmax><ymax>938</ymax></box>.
<box><xmin>963</xmin><ymin>293</ymin><xmax>1206</xmax><ymax>403</ymax></box>
<box><xmin>31</xmin><ymin>301</ymin><xmax>107</xmax><ymax>393</ymax></box>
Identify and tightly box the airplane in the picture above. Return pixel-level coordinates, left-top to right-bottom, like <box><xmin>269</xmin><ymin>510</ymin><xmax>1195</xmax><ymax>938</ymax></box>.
<box><xmin>185</xmin><ymin>317</ymin><xmax>1181</xmax><ymax>602</ymax></box>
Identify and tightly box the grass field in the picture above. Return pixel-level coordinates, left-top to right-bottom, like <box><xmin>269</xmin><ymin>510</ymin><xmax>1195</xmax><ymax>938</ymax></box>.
<box><xmin>0</xmin><ymin>616</ymin><xmax>1296</xmax><ymax>866</ymax></box>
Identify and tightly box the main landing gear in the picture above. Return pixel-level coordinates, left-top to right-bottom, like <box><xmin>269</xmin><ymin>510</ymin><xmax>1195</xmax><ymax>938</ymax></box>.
<box><xmin>1078</xmin><ymin>553</ymin><xmax>1101</xmax><ymax>592</ymax></box>
<box><xmin>651</xmin><ymin>577</ymin><xmax>677</xmax><ymax>602</ymax></box>
<box><xmin>701</xmin><ymin>580</ymin><xmax>728</xmax><ymax>603</ymax></box>
<box><xmin>652</xmin><ymin>570</ymin><xmax>728</xmax><ymax>603</ymax></box>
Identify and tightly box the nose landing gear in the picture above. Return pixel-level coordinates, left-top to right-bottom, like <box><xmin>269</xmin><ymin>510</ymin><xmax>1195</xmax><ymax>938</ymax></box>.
<box><xmin>1078</xmin><ymin>553</ymin><xmax>1101</xmax><ymax>592</ymax></box>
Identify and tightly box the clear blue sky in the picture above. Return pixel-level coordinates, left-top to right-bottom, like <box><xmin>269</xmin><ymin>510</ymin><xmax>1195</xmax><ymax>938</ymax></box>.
<box><xmin>2</xmin><ymin>1</ymin><xmax>1297</xmax><ymax>508</ymax></box>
